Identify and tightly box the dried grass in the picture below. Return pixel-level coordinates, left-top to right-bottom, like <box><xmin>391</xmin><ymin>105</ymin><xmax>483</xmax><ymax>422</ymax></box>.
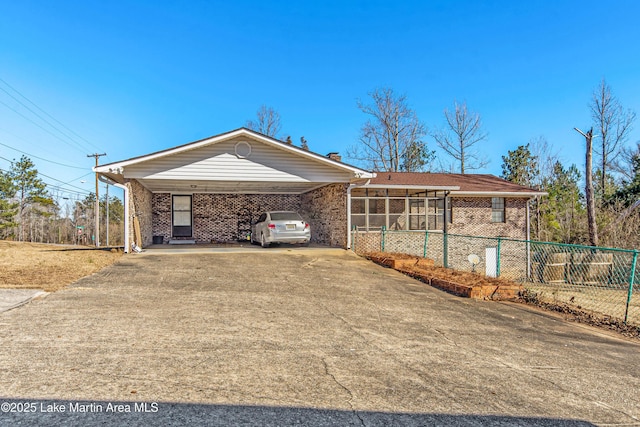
<box><xmin>0</xmin><ymin>240</ymin><xmax>122</xmax><ymax>292</ymax></box>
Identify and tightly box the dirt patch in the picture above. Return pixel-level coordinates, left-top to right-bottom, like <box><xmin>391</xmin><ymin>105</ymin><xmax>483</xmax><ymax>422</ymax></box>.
<box><xmin>0</xmin><ymin>240</ymin><xmax>123</xmax><ymax>292</ymax></box>
<box><xmin>520</xmin><ymin>290</ymin><xmax>640</xmax><ymax>340</ymax></box>
<box><xmin>365</xmin><ymin>251</ymin><xmax>640</xmax><ymax>340</ymax></box>
<box><xmin>365</xmin><ymin>252</ymin><xmax>522</xmax><ymax>300</ymax></box>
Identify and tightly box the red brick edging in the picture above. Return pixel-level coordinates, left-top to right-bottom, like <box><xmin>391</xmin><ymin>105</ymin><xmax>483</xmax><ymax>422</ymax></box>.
<box><xmin>366</xmin><ymin>254</ymin><xmax>522</xmax><ymax>301</ymax></box>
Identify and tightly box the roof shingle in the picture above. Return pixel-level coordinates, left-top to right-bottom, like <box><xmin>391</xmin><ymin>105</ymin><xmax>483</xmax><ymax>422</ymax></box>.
<box><xmin>368</xmin><ymin>172</ymin><xmax>543</xmax><ymax>195</ymax></box>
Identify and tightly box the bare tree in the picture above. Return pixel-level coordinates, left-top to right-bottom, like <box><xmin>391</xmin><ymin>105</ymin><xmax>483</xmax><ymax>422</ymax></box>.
<box><xmin>613</xmin><ymin>141</ymin><xmax>640</xmax><ymax>183</ymax></box>
<box><xmin>529</xmin><ymin>136</ymin><xmax>559</xmax><ymax>240</ymax></box>
<box><xmin>348</xmin><ymin>88</ymin><xmax>431</xmax><ymax>172</ymax></box>
<box><xmin>432</xmin><ymin>101</ymin><xmax>488</xmax><ymax>173</ymax></box>
<box><xmin>530</xmin><ymin>136</ymin><xmax>559</xmax><ymax>186</ymax></box>
<box><xmin>246</xmin><ymin>105</ymin><xmax>282</xmax><ymax>138</ymax></box>
<box><xmin>590</xmin><ymin>79</ymin><xmax>636</xmax><ymax>198</ymax></box>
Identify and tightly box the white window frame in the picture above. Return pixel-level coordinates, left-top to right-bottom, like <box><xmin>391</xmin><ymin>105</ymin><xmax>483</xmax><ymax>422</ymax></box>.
<box><xmin>491</xmin><ymin>197</ymin><xmax>505</xmax><ymax>223</ymax></box>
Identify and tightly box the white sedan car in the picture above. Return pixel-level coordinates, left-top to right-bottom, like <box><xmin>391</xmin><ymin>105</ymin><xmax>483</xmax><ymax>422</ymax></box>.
<box><xmin>252</xmin><ymin>211</ymin><xmax>311</xmax><ymax>248</ymax></box>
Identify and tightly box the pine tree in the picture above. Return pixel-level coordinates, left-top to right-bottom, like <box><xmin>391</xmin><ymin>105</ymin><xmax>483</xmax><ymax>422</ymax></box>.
<box><xmin>0</xmin><ymin>171</ymin><xmax>18</xmax><ymax>237</ymax></box>
<box><xmin>501</xmin><ymin>144</ymin><xmax>538</xmax><ymax>188</ymax></box>
<box><xmin>7</xmin><ymin>156</ymin><xmax>53</xmax><ymax>241</ymax></box>
<box><xmin>541</xmin><ymin>162</ymin><xmax>585</xmax><ymax>243</ymax></box>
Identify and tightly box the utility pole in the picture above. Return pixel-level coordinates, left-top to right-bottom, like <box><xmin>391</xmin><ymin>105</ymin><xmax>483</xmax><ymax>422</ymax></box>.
<box><xmin>88</xmin><ymin>153</ymin><xmax>106</xmax><ymax>247</ymax></box>
<box><xmin>105</xmin><ymin>183</ymin><xmax>109</xmax><ymax>247</ymax></box>
<box><xmin>574</xmin><ymin>128</ymin><xmax>598</xmax><ymax>247</ymax></box>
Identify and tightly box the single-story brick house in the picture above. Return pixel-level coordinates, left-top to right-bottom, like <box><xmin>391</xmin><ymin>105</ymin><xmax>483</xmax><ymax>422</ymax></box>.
<box><xmin>94</xmin><ymin>128</ymin><xmax>545</xmax><ymax>253</ymax></box>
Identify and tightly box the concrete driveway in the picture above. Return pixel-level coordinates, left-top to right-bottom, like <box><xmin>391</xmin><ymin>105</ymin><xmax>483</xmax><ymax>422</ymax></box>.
<box><xmin>0</xmin><ymin>248</ymin><xmax>638</xmax><ymax>426</ymax></box>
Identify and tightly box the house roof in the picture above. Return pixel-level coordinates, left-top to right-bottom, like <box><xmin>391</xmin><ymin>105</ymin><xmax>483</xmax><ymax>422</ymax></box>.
<box><xmin>94</xmin><ymin>128</ymin><xmax>375</xmax><ymax>194</ymax></box>
<box><xmin>367</xmin><ymin>172</ymin><xmax>546</xmax><ymax>197</ymax></box>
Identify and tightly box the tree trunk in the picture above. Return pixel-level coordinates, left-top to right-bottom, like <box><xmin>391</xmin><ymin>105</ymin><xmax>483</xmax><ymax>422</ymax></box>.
<box><xmin>460</xmin><ymin>138</ymin><xmax>465</xmax><ymax>173</ymax></box>
<box><xmin>585</xmin><ymin>128</ymin><xmax>599</xmax><ymax>246</ymax></box>
<box><xmin>601</xmin><ymin>140</ymin><xmax>606</xmax><ymax>202</ymax></box>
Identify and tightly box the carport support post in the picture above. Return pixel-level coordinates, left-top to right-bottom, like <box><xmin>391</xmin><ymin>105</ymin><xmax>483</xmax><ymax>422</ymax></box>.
<box><xmin>624</xmin><ymin>250</ymin><xmax>638</xmax><ymax>323</ymax></box>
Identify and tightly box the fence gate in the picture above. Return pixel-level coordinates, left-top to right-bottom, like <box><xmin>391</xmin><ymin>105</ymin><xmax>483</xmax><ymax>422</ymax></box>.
<box><xmin>485</xmin><ymin>247</ymin><xmax>497</xmax><ymax>277</ymax></box>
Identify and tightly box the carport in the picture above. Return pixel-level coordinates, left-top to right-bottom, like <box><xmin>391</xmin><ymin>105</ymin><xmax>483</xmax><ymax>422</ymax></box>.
<box><xmin>94</xmin><ymin>128</ymin><xmax>375</xmax><ymax>252</ymax></box>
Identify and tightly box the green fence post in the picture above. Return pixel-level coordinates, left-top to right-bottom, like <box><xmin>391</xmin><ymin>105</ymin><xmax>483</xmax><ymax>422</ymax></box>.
<box><xmin>423</xmin><ymin>230</ymin><xmax>429</xmax><ymax>258</ymax></box>
<box><xmin>381</xmin><ymin>226</ymin><xmax>386</xmax><ymax>252</ymax></box>
<box><xmin>496</xmin><ymin>237</ymin><xmax>502</xmax><ymax>277</ymax></box>
<box><xmin>355</xmin><ymin>226</ymin><xmax>358</xmax><ymax>253</ymax></box>
<box><xmin>624</xmin><ymin>250</ymin><xmax>638</xmax><ymax>324</ymax></box>
<box><xmin>351</xmin><ymin>225</ymin><xmax>356</xmax><ymax>253</ymax></box>
<box><xmin>443</xmin><ymin>232</ymin><xmax>449</xmax><ymax>268</ymax></box>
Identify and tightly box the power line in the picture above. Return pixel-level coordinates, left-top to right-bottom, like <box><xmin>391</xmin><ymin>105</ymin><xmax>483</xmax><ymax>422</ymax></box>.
<box><xmin>0</xmin><ymin>169</ymin><xmax>92</xmax><ymax>197</ymax></box>
<box><xmin>0</xmin><ymin>85</ymin><xmax>86</xmax><ymax>151</ymax></box>
<box><xmin>0</xmin><ymin>156</ymin><xmax>93</xmax><ymax>194</ymax></box>
<box><xmin>0</xmin><ymin>98</ymin><xmax>87</xmax><ymax>155</ymax></box>
<box><xmin>0</xmin><ymin>77</ymin><xmax>107</xmax><ymax>155</ymax></box>
<box><xmin>39</xmin><ymin>182</ymin><xmax>92</xmax><ymax>197</ymax></box>
<box><xmin>39</xmin><ymin>171</ymin><xmax>94</xmax><ymax>193</ymax></box>
<box><xmin>0</xmin><ymin>139</ymin><xmax>89</xmax><ymax>170</ymax></box>
<box><xmin>0</xmin><ymin>126</ymin><xmax>84</xmax><ymax>164</ymax></box>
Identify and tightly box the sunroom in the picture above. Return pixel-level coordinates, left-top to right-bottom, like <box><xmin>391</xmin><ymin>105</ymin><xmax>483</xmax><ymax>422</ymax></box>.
<box><xmin>349</xmin><ymin>185</ymin><xmax>459</xmax><ymax>232</ymax></box>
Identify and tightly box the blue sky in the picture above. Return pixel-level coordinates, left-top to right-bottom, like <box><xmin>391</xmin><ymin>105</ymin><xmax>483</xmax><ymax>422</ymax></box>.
<box><xmin>1</xmin><ymin>0</ymin><xmax>639</xmax><ymax>203</ymax></box>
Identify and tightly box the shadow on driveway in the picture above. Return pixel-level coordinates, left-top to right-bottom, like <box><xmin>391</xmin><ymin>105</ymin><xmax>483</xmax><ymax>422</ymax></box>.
<box><xmin>1</xmin><ymin>399</ymin><xmax>595</xmax><ymax>426</ymax></box>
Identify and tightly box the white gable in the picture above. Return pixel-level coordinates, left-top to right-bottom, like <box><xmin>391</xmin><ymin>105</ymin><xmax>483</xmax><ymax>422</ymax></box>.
<box><xmin>125</xmin><ymin>137</ymin><xmax>353</xmax><ymax>182</ymax></box>
<box><xmin>96</xmin><ymin>129</ymin><xmax>373</xmax><ymax>194</ymax></box>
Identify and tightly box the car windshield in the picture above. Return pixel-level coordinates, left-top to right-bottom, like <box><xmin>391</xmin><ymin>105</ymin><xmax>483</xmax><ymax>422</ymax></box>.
<box><xmin>270</xmin><ymin>212</ymin><xmax>303</xmax><ymax>221</ymax></box>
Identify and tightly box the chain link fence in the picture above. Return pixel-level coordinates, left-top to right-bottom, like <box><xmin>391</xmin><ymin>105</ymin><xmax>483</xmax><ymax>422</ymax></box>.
<box><xmin>351</xmin><ymin>228</ymin><xmax>640</xmax><ymax>326</ymax></box>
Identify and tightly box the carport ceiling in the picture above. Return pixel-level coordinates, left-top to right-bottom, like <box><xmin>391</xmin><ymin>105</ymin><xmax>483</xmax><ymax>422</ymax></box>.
<box><xmin>137</xmin><ymin>179</ymin><xmax>334</xmax><ymax>194</ymax></box>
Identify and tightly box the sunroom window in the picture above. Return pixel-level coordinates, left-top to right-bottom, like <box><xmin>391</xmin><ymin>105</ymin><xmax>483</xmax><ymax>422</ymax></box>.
<box><xmin>350</xmin><ymin>188</ymin><xmax>451</xmax><ymax>232</ymax></box>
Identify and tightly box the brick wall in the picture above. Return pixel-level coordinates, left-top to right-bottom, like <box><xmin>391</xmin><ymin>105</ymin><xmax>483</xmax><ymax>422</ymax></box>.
<box><xmin>449</xmin><ymin>197</ymin><xmax>528</xmax><ymax>239</ymax></box>
<box><xmin>152</xmin><ymin>193</ymin><xmax>171</xmax><ymax>243</ymax></box>
<box><xmin>151</xmin><ymin>193</ymin><xmax>301</xmax><ymax>243</ymax></box>
<box><xmin>126</xmin><ymin>179</ymin><xmax>153</xmax><ymax>248</ymax></box>
<box><xmin>193</xmin><ymin>193</ymin><xmax>301</xmax><ymax>243</ymax></box>
<box><xmin>149</xmin><ymin>184</ymin><xmax>349</xmax><ymax>247</ymax></box>
<box><xmin>301</xmin><ymin>183</ymin><xmax>348</xmax><ymax>247</ymax></box>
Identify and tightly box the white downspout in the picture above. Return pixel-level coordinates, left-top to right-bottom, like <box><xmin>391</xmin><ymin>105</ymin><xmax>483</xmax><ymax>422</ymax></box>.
<box><xmin>99</xmin><ymin>175</ymin><xmax>129</xmax><ymax>254</ymax></box>
<box><xmin>115</xmin><ymin>182</ymin><xmax>130</xmax><ymax>254</ymax></box>
<box><xmin>347</xmin><ymin>184</ymin><xmax>355</xmax><ymax>249</ymax></box>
